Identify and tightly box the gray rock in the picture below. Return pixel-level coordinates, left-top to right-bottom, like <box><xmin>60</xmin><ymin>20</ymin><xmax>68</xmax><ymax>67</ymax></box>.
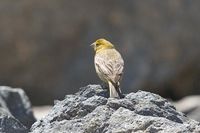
<box><xmin>173</xmin><ymin>95</ymin><xmax>200</xmax><ymax>122</ymax></box>
<box><xmin>0</xmin><ymin>86</ymin><xmax>36</xmax><ymax>129</ymax></box>
<box><xmin>31</xmin><ymin>85</ymin><xmax>200</xmax><ymax>133</ymax></box>
<box><xmin>188</xmin><ymin>107</ymin><xmax>200</xmax><ymax>123</ymax></box>
<box><xmin>0</xmin><ymin>107</ymin><xmax>28</xmax><ymax>133</ymax></box>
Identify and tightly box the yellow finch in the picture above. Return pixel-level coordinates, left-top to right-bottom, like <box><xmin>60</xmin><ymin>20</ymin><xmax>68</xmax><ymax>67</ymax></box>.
<box><xmin>91</xmin><ymin>38</ymin><xmax>124</xmax><ymax>98</ymax></box>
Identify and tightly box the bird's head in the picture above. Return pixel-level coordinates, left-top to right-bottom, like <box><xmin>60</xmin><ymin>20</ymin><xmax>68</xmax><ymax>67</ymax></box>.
<box><xmin>91</xmin><ymin>38</ymin><xmax>114</xmax><ymax>52</ymax></box>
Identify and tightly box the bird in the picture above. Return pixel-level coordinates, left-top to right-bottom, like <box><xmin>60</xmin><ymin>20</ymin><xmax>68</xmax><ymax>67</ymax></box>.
<box><xmin>91</xmin><ymin>38</ymin><xmax>124</xmax><ymax>98</ymax></box>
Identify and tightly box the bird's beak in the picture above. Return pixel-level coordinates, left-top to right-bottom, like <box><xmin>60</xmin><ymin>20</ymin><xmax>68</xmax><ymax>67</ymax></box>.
<box><xmin>90</xmin><ymin>42</ymin><xmax>96</xmax><ymax>47</ymax></box>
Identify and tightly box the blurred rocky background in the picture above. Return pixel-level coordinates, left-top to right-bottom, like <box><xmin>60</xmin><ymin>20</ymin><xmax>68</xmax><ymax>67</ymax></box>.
<box><xmin>0</xmin><ymin>0</ymin><xmax>200</xmax><ymax>105</ymax></box>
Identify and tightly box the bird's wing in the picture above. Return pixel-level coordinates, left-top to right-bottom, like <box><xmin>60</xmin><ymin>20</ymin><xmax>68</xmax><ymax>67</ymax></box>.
<box><xmin>95</xmin><ymin>55</ymin><xmax>113</xmax><ymax>76</ymax></box>
<box><xmin>113</xmin><ymin>59</ymin><xmax>124</xmax><ymax>82</ymax></box>
<box><xmin>95</xmin><ymin>52</ymin><xmax>124</xmax><ymax>83</ymax></box>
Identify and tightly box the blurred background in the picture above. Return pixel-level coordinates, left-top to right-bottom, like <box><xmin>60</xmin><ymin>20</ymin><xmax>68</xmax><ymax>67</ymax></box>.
<box><xmin>0</xmin><ymin>0</ymin><xmax>200</xmax><ymax>106</ymax></box>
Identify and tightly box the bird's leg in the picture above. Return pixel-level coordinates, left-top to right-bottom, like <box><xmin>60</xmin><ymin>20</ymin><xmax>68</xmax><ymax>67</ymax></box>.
<box><xmin>116</xmin><ymin>87</ymin><xmax>125</xmax><ymax>98</ymax></box>
<box><xmin>115</xmin><ymin>83</ymin><xmax>125</xmax><ymax>98</ymax></box>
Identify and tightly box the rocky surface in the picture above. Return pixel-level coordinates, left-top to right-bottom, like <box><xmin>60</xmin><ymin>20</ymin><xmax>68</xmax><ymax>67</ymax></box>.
<box><xmin>188</xmin><ymin>107</ymin><xmax>200</xmax><ymax>123</ymax></box>
<box><xmin>0</xmin><ymin>107</ymin><xmax>28</xmax><ymax>133</ymax></box>
<box><xmin>0</xmin><ymin>1</ymin><xmax>200</xmax><ymax>104</ymax></box>
<box><xmin>31</xmin><ymin>85</ymin><xmax>200</xmax><ymax>133</ymax></box>
<box><xmin>174</xmin><ymin>95</ymin><xmax>200</xmax><ymax>122</ymax></box>
<box><xmin>0</xmin><ymin>86</ymin><xmax>36</xmax><ymax>132</ymax></box>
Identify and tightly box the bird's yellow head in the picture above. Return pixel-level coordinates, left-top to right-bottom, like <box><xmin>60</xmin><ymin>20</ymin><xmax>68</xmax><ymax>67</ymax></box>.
<box><xmin>91</xmin><ymin>38</ymin><xmax>114</xmax><ymax>53</ymax></box>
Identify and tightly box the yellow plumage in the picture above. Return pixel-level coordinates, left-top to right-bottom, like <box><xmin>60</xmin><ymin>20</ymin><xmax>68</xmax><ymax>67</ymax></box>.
<box><xmin>91</xmin><ymin>38</ymin><xmax>124</xmax><ymax>98</ymax></box>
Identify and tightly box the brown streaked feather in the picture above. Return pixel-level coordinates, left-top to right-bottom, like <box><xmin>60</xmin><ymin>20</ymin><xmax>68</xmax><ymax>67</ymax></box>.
<box><xmin>94</xmin><ymin>49</ymin><xmax>124</xmax><ymax>84</ymax></box>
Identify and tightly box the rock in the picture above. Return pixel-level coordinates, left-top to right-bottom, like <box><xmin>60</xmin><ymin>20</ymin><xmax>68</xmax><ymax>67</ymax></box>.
<box><xmin>0</xmin><ymin>107</ymin><xmax>28</xmax><ymax>133</ymax></box>
<box><xmin>188</xmin><ymin>107</ymin><xmax>200</xmax><ymax>123</ymax></box>
<box><xmin>0</xmin><ymin>86</ymin><xmax>36</xmax><ymax>128</ymax></box>
<box><xmin>0</xmin><ymin>1</ymin><xmax>200</xmax><ymax>104</ymax></box>
<box><xmin>31</xmin><ymin>85</ymin><xmax>200</xmax><ymax>133</ymax></box>
<box><xmin>173</xmin><ymin>95</ymin><xmax>200</xmax><ymax>122</ymax></box>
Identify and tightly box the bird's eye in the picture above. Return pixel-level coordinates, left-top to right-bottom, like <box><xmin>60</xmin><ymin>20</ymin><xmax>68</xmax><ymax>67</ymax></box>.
<box><xmin>96</xmin><ymin>43</ymin><xmax>100</xmax><ymax>47</ymax></box>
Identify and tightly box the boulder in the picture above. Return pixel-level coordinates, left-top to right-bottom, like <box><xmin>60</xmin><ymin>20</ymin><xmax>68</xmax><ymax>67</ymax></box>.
<box><xmin>0</xmin><ymin>107</ymin><xmax>28</xmax><ymax>133</ymax></box>
<box><xmin>173</xmin><ymin>95</ymin><xmax>200</xmax><ymax>122</ymax></box>
<box><xmin>0</xmin><ymin>86</ymin><xmax>36</xmax><ymax>129</ymax></box>
<box><xmin>31</xmin><ymin>85</ymin><xmax>200</xmax><ymax>133</ymax></box>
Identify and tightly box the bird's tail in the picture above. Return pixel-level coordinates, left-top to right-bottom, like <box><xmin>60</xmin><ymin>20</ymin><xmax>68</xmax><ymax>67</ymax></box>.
<box><xmin>108</xmin><ymin>81</ymin><xmax>121</xmax><ymax>98</ymax></box>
